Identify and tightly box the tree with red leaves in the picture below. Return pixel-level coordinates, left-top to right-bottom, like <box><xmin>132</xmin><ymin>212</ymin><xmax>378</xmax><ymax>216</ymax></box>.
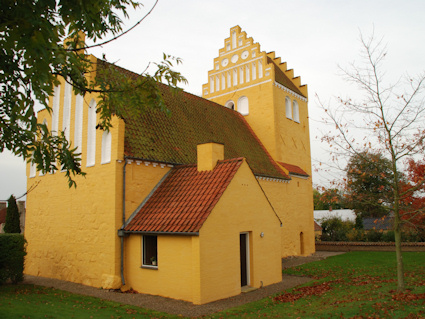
<box><xmin>399</xmin><ymin>158</ymin><xmax>425</xmax><ymax>234</ymax></box>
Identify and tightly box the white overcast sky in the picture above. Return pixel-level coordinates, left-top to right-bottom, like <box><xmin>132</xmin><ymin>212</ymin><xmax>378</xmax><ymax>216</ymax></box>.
<box><xmin>1</xmin><ymin>0</ymin><xmax>425</xmax><ymax>200</ymax></box>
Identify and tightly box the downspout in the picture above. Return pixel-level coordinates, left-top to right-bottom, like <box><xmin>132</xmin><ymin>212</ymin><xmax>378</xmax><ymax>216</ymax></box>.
<box><xmin>119</xmin><ymin>158</ymin><xmax>128</xmax><ymax>286</ymax></box>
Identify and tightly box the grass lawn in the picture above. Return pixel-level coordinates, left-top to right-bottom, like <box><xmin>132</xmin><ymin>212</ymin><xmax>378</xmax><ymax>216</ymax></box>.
<box><xmin>213</xmin><ymin>251</ymin><xmax>425</xmax><ymax>318</ymax></box>
<box><xmin>1</xmin><ymin>252</ymin><xmax>425</xmax><ymax>318</ymax></box>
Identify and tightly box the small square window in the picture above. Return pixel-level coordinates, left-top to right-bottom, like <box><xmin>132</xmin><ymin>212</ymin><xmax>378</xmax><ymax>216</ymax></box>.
<box><xmin>143</xmin><ymin>235</ymin><xmax>158</xmax><ymax>267</ymax></box>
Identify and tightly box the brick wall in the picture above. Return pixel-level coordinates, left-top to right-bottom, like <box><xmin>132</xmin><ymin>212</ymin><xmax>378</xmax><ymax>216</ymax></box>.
<box><xmin>316</xmin><ymin>241</ymin><xmax>425</xmax><ymax>252</ymax></box>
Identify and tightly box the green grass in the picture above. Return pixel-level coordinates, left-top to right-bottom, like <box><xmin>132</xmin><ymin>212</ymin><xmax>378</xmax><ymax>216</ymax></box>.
<box><xmin>1</xmin><ymin>252</ymin><xmax>425</xmax><ymax>318</ymax></box>
<box><xmin>0</xmin><ymin>285</ymin><xmax>174</xmax><ymax>319</ymax></box>
<box><xmin>211</xmin><ymin>252</ymin><xmax>425</xmax><ymax>318</ymax></box>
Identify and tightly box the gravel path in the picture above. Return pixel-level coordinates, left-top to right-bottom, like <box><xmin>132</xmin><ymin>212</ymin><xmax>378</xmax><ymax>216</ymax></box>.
<box><xmin>22</xmin><ymin>252</ymin><xmax>343</xmax><ymax>318</ymax></box>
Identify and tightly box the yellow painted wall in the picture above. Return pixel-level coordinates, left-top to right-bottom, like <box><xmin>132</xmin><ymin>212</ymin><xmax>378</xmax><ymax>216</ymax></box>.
<box><xmin>124</xmin><ymin>234</ymin><xmax>197</xmax><ymax>302</ymax></box>
<box><xmin>123</xmin><ymin>159</ymin><xmax>281</xmax><ymax>304</ymax></box>
<box><xmin>197</xmin><ymin>159</ymin><xmax>282</xmax><ymax>304</ymax></box>
<box><xmin>25</xmin><ymin>65</ymin><xmax>126</xmax><ymax>289</ymax></box>
<box><xmin>259</xmin><ymin>177</ymin><xmax>315</xmax><ymax>257</ymax></box>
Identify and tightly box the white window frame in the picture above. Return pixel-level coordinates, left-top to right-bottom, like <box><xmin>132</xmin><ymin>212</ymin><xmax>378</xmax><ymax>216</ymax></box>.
<box><xmin>285</xmin><ymin>96</ymin><xmax>292</xmax><ymax>119</ymax></box>
<box><xmin>142</xmin><ymin>235</ymin><xmax>158</xmax><ymax>268</ymax></box>
<box><xmin>293</xmin><ymin>100</ymin><xmax>300</xmax><ymax>123</ymax></box>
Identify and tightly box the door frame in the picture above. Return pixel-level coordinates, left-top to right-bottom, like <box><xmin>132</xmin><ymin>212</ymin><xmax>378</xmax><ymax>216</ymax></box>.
<box><xmin>240</xmin><ymin>232</ymin><xmax>250</xmax><ymax>287</ymax></box>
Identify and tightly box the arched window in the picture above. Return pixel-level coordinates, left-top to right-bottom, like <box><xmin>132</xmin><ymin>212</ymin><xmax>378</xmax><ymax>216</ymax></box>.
<box><xmin>285</xmin><ymin>96</ymin><xmax>292</xmax><ymax>119</ymax></box>
<box><xmin>52</xmin><ymin>85</ymin><xmax>60</xmax><ymax>136</ymax></box>
<box><xmin>74</xmin><ymin>94</ymin><xmax>83</xmax><ymax>156</ymax></box>
<box><xmin>63</xmin><ymin>81</ymin><xmax>72</xmax><ymax>141</ymax></box>
<box><xmin>237</xmin><ymin>96</ymin><xmax>249</xmax><ymax>115</ymax></box>
<box><xmin>293</xmin><ymin>100</ymin><xmax>300</xmax><ymax>123</ymax></box>
<box><xmin>87</xmin><ymin>99</ymin><xmax>96</xmax><ymax>167</ymax></box>
<box><xmin>225</xmin><ymin>100</ymin><xmax>235</xmax><ymax>110</ymax></box>
<box><xmin>101</xmin><ymin>131</ymin><xmax>112</xmax><ymax>164</ymax></box>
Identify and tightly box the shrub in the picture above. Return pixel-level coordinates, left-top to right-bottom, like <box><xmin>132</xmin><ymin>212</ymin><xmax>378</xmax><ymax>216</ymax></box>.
<box><xmin>366</xmin><ymin>230</ymin><xmax>383</xmax><ymax>242</ymax></box>
<box><xmin>382</xmin><ymin>230</ymin><xmax>395</xmax><ymax>242</ymax></box>
<box><xmin>0</xmin><ymin>234</ymin><xmax>27</xmax><ymax>284</ymax></box>
<box><xmin>4</xmin><ymin>195</ymin><xmax>21</xmax><ymax>234</ymax></box>
<box><xmin>320</xmin><ymin>217</ymin><xmax>355</xmax><ymax>241</ymax></box>
<box><xmin>346</xmin><ymin>228</ymin><xmax>365</xmax><ymax>241</ymax></box>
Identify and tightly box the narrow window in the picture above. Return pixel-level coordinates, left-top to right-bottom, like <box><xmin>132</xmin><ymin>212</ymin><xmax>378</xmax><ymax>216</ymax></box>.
<box><xmin>237</xmin><ymin>96</ymin><xmax>249</xmax><ymax>115</ymax></box>
<box><xmin>52</xmin><ymin>85</ymin><xmax>60</xmax><ymax>136</ymax></box>
<box><xmin>246</xmin><ymin>64</ymin><xmax>250</xmax><ymax>82</ymax></box>
<box><xmin>216</xmin><ymin>75</ymin><xmax>220</xmax><ymax>92</ymax></box>
<box><xmin>285</xmin><ymin>97</ymin><xmax>292</xmax><ymax>119</ymax></box>
<box><xmin>258</xmin><ymin>60</ymin><xmax>263</xmax><ymax>78</ymax></box>
<box><xmin>143</xmin><ymin>235</ymin><xmax>158</xmax><ymax>267</ymax></box>
<box><xmin>240</xmin><ymin>67</ymin><xmax>244</xmax><ymax>84</ymax></box>
<box><xmin>232</xmin><ymin>31</ymin><xmax>236</xmax><ymax>49</ymax></box>
<box><xmin>252</xmin><ymin>62</ymin><xmax>257</xmax><ymax>80</ymax></box>
<box><xmin>74</xmin><ymin>94</ymin><xmax>83</xmax><ymax>156</ymax></box>
<box><xmin>87</xmin><ymin>99</ymin><xmax>96</xmax><ymax>167</ymax></box>
<box><xmin>63</xmin><ymin>81</ymin><xmax>72</xmax><ymax>141</ymax></box>
<box><xmin>227</xmin><ymin>72</ymin><xmax>231</xmax><ymax>88</ymax></box>
<box><xmin>101</xmin><ymin>131</ymin><xmax>112</xmax><ymax>164</ymax></box>
<box><xmin>293</xmin><ymin>100</ymin><xmax>300</xmax><ymax>123</ymax></box>
<box><xmin>222</xmin><ymin>73</ymin><xmax>225</xmax><ymax>90</ymax></box>
<box><xmin>233</xmin><ymin>68</ymin><xmax>238</xmax><ymax>86</ymax></box>
<box><xmin>210</xmin><ymin>76</ymin><xmax>214</xmax><ymax>93</ymax></box>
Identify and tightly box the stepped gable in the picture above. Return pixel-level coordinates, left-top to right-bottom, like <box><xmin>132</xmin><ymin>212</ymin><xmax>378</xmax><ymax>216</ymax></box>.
<box><xmin>202</xmin><ymin>25</ymin><xmax>307</xmax><ymax>100</ymax></box>
<box><xmin>124</xmin><ymin>158</ymin><xmax>243</xmax><ymax>233</ymax></box>
<box><xmin>96</xmin><ymin>58</ymin><xmax>289</xmax><ymax>180</ymax></box>
<box><xmin>267</xmin><ymin>56</ymin><xmax>305</xmax><ymax>98</ymax></box>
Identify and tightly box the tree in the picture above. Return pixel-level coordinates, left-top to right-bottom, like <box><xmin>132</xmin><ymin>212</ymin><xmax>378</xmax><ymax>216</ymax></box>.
<box><xmin>400</xmin><ymin>158</ymin><xmax>425</xmax><ymax>234</ymax></box>
<box><xmin>319</xmin><ymin>31</ymin><xmax>425</xmax><ymax>291</ymax></box>
<box><xmin>313</xmin><ymin>187</ymin><xmax>346</xmax><ymax>210</ymax></box>
<box><xmin>345</xmin><ymin>151</ymin><xmax>395</xmax><ymax>218</ymax></box>
<box><xmin>4</xmin><ymin>195</ymin><xmax>20</xmax><ymax>233</ymax></box>
<box><xmin>1</xmin><ymin>0</ymin><xmax>186</xmax><ymax>187</ymax></box>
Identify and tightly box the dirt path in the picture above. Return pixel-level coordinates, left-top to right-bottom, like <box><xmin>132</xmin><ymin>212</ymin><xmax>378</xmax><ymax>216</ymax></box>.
<box><xmin>23</xmin><ymin>252</ymin><xmax>343</xmax><ymax>318</ymax></box>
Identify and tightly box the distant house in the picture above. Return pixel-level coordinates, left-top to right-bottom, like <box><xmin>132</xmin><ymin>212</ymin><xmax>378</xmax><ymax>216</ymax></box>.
<box><xmin>314</xmin><ymin>221</ymin><xmax>322</xmax><ymax>238</ymax></box>
<box><xmin>314</xmin><ymin>209</ymin><xmax>356</xmax><ymax>225</ymax></box>
<box><xmin>363</xmin><ymin>216</ymin><xmax>393</xmax><ymax>231</ymax></box>
<box><xmin>0</xmin><ymin>206</ymin><xmax>6</xmax><ymax>233</ymax></box>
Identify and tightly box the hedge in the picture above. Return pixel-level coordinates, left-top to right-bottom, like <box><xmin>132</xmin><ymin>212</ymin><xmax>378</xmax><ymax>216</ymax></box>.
<box><xmin>0</xmin><ymin>234</ymin><xmax>26</xmax><ymax>284</ymax></box>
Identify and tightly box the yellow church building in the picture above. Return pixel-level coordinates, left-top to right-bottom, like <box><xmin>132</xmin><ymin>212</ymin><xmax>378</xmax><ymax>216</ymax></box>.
<box><xmin>25</xmin><ymin>26</ymin><xmax>314</xmax><ymax>304</ymax></box>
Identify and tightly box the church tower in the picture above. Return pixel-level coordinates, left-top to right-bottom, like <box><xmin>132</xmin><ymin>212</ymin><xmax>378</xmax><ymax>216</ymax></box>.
<box><xmin>202</xmin><ymin>26</ymin><xmax>311</xmax><ymax>176</ymax></box>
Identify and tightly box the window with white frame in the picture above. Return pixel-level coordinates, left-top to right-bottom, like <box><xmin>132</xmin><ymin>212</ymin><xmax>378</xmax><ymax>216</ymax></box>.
<box><xmin>142</xmin><ymin>235</ymin><xmax>158</xmax><ymax>267</ymax></box>
<box><xmin>63</xmin><ymin>81</ymin><xmax>72</xmax><ymax>141</ymax></box>
<box><xmin>285</xmin><ymin>96</ymin><xmax>292</xmax><ymax>119</ymax></box>
<box><xmin>86</xmin><ymin>99</ymin><xmax>96</xmax><ymax>167</ymax></box>
<box><xmin>52</xmin><ymin>85</ymin><xmax>60</xmax><ymax>136</ymax></box>
<box><xmin>237</xmin><ymin>96</ymin><xmax>249</xmax><ymax>115</ymax></box>
<box><xmin>74</xmin><ymin>94</ymin><xmax>84</xmax><ymax>156</ymax></box>
<box><xmin>225</xmin><ymin>100</ymin><xmax>235</xmax><ymax>110</ymax></box>
<box><xmin>293</xmin><ymin>100</ymin><xmax>300</xmax><ymax>123</ymax></box>
<box><xmin>101</xmin><ymin>131</ymin><xmax>112</xmax><ymax>164</ymax></box>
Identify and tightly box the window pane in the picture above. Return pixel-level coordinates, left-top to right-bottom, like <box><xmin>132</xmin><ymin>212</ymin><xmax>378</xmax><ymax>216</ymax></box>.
<box><xmin>143</xmin><ymin>235</ymin><xmax>157</xmax><ymax>266</ymax></box>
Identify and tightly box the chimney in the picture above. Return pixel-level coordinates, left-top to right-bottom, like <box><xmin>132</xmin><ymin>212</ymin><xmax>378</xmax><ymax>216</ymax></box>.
<box><xmin>197</xmin><ymin>143</ymin><xmax>224</xmax><ymax>172</ymax></box>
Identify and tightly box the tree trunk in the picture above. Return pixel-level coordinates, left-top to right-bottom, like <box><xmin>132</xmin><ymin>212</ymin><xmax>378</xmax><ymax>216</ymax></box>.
<box><xmin>393</xmin><ymin>206</ymin><xmax>405</xmax><ymax>291</ymax></box>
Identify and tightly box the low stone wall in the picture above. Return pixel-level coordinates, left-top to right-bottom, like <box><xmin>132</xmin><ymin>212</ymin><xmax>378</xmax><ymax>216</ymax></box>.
<box><xmin>316</xmin><ymin>241</ymin><xmax>425</xmax><ymax>252</ymax></box>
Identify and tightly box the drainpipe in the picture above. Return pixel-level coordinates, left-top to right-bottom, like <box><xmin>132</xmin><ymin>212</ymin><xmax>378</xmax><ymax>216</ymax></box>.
<box><xmin>119</xmin><ymin>158</ymin><xmax>128</xmax><ymax>286</ymax></box>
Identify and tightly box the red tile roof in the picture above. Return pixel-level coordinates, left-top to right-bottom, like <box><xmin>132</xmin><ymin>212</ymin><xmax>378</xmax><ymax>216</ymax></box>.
<box><xmin>278</xmin><ymin>162</ymin><xmax>309</xmax><ymax>177</ymax></box>
<box><xmin>98</xmin><ymin>59</ymin><xmax>289</xmax><ymax>180</ymax></box>
<box><xmin>124</xmin><ymin>158</ymin><xmax>244</xmax><ymax>233</ymax></box>
<box><xmin>0</xmin><ymin>208</ymin><xmax>6</xmax><ymax>224</ymax></box>
<box><xmin>314</xmin><ymin>221</ymin><xmax>322</xmax><ymax>231</ymax></box>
